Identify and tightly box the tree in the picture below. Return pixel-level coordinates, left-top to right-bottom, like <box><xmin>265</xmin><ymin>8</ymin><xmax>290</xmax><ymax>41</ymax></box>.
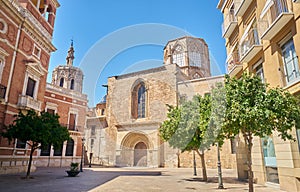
<box><xmin>159</xmin><ymin>95</ymin><xmax>216</xmax><ymax>181</ymax></box>
<box><xmin>222</xmin><ymin>74</ymin><xmax>300</xmax><ymax>192</ymax></box>
<box><xmin>1</xmin><ymin>110</ymin><xmax>70</xmax><ymax>178</ymax></box>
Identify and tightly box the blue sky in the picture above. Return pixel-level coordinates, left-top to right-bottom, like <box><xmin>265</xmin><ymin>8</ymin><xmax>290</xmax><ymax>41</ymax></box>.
<box><xmin>49</xmin><ymin>0</ymin><xmax>226</xmax><ymax>107</ymax></box>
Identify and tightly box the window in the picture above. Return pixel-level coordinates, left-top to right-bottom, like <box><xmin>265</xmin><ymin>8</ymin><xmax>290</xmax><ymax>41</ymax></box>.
<box><xmin>91</xmin><ymin>126</ymin><xmax>96</xmax><ymax>136</ymax></box>
<box><xmin>101</xmin><ymin>109</ymin><xmax>105</xmax><ymax>116</ymax></box>
<box><xmin>16</xmin><ymin>139</ymin><xmax>26</xmax><ymax>149</ymax></box>
<box><xmin>70</xmin><ymin>79</ymin><xmax>75</xmax><ymax>90</ymax></box>
<box><xmin>189</xmin><ymin>52</ymin><xmax>202</xmax><ymax>67</ymax></box>
<box><xmin>0</xmin><ymin>58</ymin><xmax>4</xmax><ymax>82</ymax></box>
<box><xmin>53</xmin><ymin>144</ymin><xmax>63</xmax><ymax>156</ymax></box>
<box><xmin>65</xmin><ymin>139</ymin><xmax>74</xmax><ymax>156</ymax></box>
<box><xmin>59</xmin><ymin>78</ymin><xmax>64</xmax><ymax>87</ymax></box>
<box><xmin>68</xmin><ymin>113</ymin><xmax>76</xmax><ymax>131</ymax></box>
<box><xmin>26</xmin><ymin>77</ymin><xmax>36</xmax><ymax>97</ymax></box>
<box><xmin>254</xmin><ymin>63</ymin><xmax>265</xmax><ymax>83</ymax></box>
<box><xmin>40</xmin><ymin>144</ymin><xmax>51</xmax><ymax>156</ymax></box>
<box><xmin>132</xmin><ymin>82</ymin><xmax>147</xmax><ymax>119</ymax></box>
<box><xmin>32</xmin><ymin>45</ymin><xmax>41</xmax><ymax>58</ymax></box>
<box><xmin>137</xmin><ymin>84</ymin><xmax>146</xmax><ymax>118</ymax></box>
<box><xmin>282</xmin><ymin>39</ymin><xmax>300</xmax><ymax>84</ymax></box>
<box><xmin>47</xmin><ymin>108</ymin><xmax>55</xmax><ymax>115</ymax></box>
<box><xmin>172</xmin><ymin>45</ymin><xmax>185</xmax><ymax>67</ymax></box>
<box><xmin>173</xmin><ymin>53</ymin><xmax>185</xmax><ymax>67</ymax></box>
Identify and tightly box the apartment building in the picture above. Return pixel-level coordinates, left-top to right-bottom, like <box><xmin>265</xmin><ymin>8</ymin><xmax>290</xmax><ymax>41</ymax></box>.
<box><xmin>218</xmin><ymin>0</ymin><xmax>300</xmax><ymax>191</ymax></box>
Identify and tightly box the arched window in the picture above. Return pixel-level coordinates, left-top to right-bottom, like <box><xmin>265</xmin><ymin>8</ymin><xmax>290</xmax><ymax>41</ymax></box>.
<box><xmin>70</xmin><ymin>79</ymin><xmax>75</xmax><ymax>90</ymax></box>
<box><xmin>132</xmin><ymin>81</ymin><xmax>146</xmax><ymax>119</ymax></box>
<box><xmin>59</xmin><ymin>78</ymin><xmax>64</xmax><ymax>87</ymax></box>
<box><xmin>65</xmin><ymin>139</ymin><xmax>74</xmax><ymax>156</ymax></box>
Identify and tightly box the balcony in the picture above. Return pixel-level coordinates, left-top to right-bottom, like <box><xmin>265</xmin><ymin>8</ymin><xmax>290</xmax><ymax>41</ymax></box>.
<box><xmin>234</xmin><ymin>0</ymin><xmax>252</xmax><ymax>16</ymax></box>
<box><xmin>240</xmin><ymin>28</ymin><xmax>263</xmax><ymax>63</ymax></box>
<box><xmin>259</xmin><ymin>0</ymin><xmax>294</xmax><ymax>40</ymax></box>
<box><xmin>222</xmin><ymin>12</ymin><xmax>238</xmax><ymax>38</ymax></box>
<box><xmin>18</xmin><ymin>95</ymin><xmax>42</xmax><ymax>111</ymax></box>
<box><xmin>0</xmin><ymin>84</ymin><xmax>6</xmax><ymax>100</ymax></box>
<box><xmin>226</xmin><ymin>50</ymin><xmax>243</xmax><ymax>77</ymax></box>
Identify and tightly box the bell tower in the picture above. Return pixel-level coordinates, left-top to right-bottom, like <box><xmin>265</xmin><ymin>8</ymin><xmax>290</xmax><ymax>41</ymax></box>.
<box><xmin>163</xmin><ymin>36</ymin><xmax>211</xmax><ymax>79</ymax></box>
<box><xmin>52</xmin><ymin>41</ymin><xmax>84</xmax><ymax>93</ymax></box>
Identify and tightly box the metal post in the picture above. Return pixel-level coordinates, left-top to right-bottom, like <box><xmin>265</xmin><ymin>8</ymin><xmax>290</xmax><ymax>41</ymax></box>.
<box><xmin>217</xmin><ymin>142</ymin><xmax>224</xmax><ymax>189</ymax></box>
<box><xmin>80</xmin><ymin>138</ymin><xmax>85</xmax><ymax>172</ymax></box>
<box><xmin>193</xmin><ymin>150</ymin><xmax>197</xmax><ymax>176</ymax></box>
<box><xmin>89</xmin><ymin>152</ymin><xmax>93</xmax><ymax>168</ymax></box>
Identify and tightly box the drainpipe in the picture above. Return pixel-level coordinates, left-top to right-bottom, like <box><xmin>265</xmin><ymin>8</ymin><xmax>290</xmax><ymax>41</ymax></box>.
<box><xmin>5</xmin><ymin>17</ymin><xmax>25</xmax><ymax>103</ymax></box>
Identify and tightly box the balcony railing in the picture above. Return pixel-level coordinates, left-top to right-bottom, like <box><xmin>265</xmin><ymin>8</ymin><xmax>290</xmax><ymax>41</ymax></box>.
<box><xmin>259</xmin><ymin>0</ymin><xmax>293</xmax><ymax>40</ymax></box>
<box><xmin>226</xmin><ymin>50</ymin><xmax>243</xmax><ymax>76</ymax></box>
<box><xmin>0</xmin><ymin>84</ymin><xmax>6</xmax><ymax>99</ymax></box>
<box><xmin>18</xmin><ymin>95</ymin><xmax>42</xmax><ymax>111</ymax></box>
<box><xmin>240</xmin><ymin>28</ymin><xmax>263</xmax><ymax>63</ymax></box>
<box><xmin>222</xmin><ymin>11</ymin><xmax>238</xmax><ymax>38</ymax></box>
<box><xmin>234</xmin><ymin>0</ymin><xmax>252</xmax><ymax>16</ymax></box>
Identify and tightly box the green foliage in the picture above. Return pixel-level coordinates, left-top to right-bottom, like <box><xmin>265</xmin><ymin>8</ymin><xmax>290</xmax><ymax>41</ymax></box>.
<box><xmin>1</xmin><ymin>110</ymin><xmax>70</xmax><ymax>178</ymax></box>
<box><xmin>2</xmin><ymin>110</ymin><xmax>70</xmax><ymax>151</ymax></box>
<box><xmin>159</xmin><ymin>94</ymin><xmax>218</xmax><ymax>152</ymax></box>
<box><xmin>70</xmin><ymin>162</ymin><xmax>79</xmax><ymax>171</ymax></box>
<box><xmin>223</xmin><ymin>74</ymin><xmax>300</xmax><ymax>142</ymax></box>
<box><xmin>222</xmin><ymin>73</ymin><xmax>300</xmax><ymax>192</ymax></box>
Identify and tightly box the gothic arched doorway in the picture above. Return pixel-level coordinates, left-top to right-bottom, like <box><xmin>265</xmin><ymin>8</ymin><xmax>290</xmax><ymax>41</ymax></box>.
<box><xmin>134</xmin><ymin>142</ymin><xmax>147</xmax><ymax>167</ymax></box>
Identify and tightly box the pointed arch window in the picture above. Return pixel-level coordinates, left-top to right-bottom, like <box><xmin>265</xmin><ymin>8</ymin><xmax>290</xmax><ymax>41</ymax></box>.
<box><xmin>132</xmin><ymin>82</ymin><xmax>147</xmax><ymax>119</ymax></box>
<box><xmin>70</xmin><ymin>79</ymin><xmax>75</xmax><ymax>90</ymax></box>
<box><xmin>59</xmin><ymin>78</ymin><xmax>64</xmax><ymax>87</ymax></box>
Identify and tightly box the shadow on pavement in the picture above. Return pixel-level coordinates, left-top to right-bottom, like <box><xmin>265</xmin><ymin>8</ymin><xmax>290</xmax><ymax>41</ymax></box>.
<box><xmin>0</xmin><ymin>167</ymin><xmax>162</xmax><ymax>192</ymax></box>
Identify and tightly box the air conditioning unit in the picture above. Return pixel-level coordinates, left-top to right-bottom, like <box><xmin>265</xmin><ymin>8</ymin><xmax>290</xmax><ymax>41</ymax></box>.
<box><xmin>294</xmin><ymin>0</ymin><xmax>300</xmax><ymax>3</ymax></box>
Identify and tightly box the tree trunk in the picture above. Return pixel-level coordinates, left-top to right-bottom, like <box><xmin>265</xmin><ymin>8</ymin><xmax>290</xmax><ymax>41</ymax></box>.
<box><xmin>176</xmin><ymin>151</ymin><xmax>180</xmax><ymax>168</ymax></box>
<box><xmin>196</xmin><ymin>149</ymin><xmax>207</xmax><ymax>181</ymax></box>
<box><xmin>244</xmin><ymin>134</ymin><xmax>254</xmax><ymax>192</ymax></box>
<box><xmin>26</xmin><ymin>146</ymin><xmax>35</xmax><ymax>179</ymax></box>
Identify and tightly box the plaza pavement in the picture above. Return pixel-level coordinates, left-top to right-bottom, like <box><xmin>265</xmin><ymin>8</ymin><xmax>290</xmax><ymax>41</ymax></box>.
<box><xmin>0</xmin><ymin>166</ymin><xmax>286</xmax><ymax>192</ymax></box>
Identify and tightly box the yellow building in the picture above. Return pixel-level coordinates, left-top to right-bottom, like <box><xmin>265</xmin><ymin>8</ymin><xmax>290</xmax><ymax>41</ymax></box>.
<box><xmin>218</xmin><ymin>0</ymin><xmax>300</xmax><ymax>191</ymax></box>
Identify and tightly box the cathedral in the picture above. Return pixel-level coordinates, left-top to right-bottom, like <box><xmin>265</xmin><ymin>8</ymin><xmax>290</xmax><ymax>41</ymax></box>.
<box><xmin>86</xmin><ymin>36</ymin><xmax>237</xmax><ymax>168</ymax></box>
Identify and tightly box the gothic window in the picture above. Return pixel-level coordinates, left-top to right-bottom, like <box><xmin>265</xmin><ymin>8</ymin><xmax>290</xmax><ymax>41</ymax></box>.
<box><xmin>172</xmin><ymin>45</ymin><xmax>185</xmax><ymax>67</ymax></box>
<box><xmin>65</xmin><ymin>139</ymin><xmax>74</xmax><ymax>156</ymax></box>
<box><xmin>59</xmin><ymin>78</ymin><xmax>64</xmax><ymax>87</ymax></box>
<box><xmin>70</xmin><ymin>79</ymin><xmax>75</xmax><ymax>90</ymax></box>
<box><xmin>132</xmin><ymin>82</ymin><xmax>147</xmax><ymax>119</ymax></box>
<box><xmin>189</xmin><ymin>52</ymin><xmax>202</xmax><ymax>67</ymax></box>
<box><xmin>26</xmin><ymin>77</ymin><xmax>36</xmax><ymax>97</ymax></box>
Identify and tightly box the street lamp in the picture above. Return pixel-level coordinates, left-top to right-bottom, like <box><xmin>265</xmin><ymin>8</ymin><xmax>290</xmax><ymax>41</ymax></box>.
<box><xmin>80</xmin><ymin>137</ymin><xmax>85</xmax><ymax>172</ymax></box>
<box><xmin>89</xmin><ymin>152</ymin><xmax>93</xmax><ymax>168</ymax></box>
